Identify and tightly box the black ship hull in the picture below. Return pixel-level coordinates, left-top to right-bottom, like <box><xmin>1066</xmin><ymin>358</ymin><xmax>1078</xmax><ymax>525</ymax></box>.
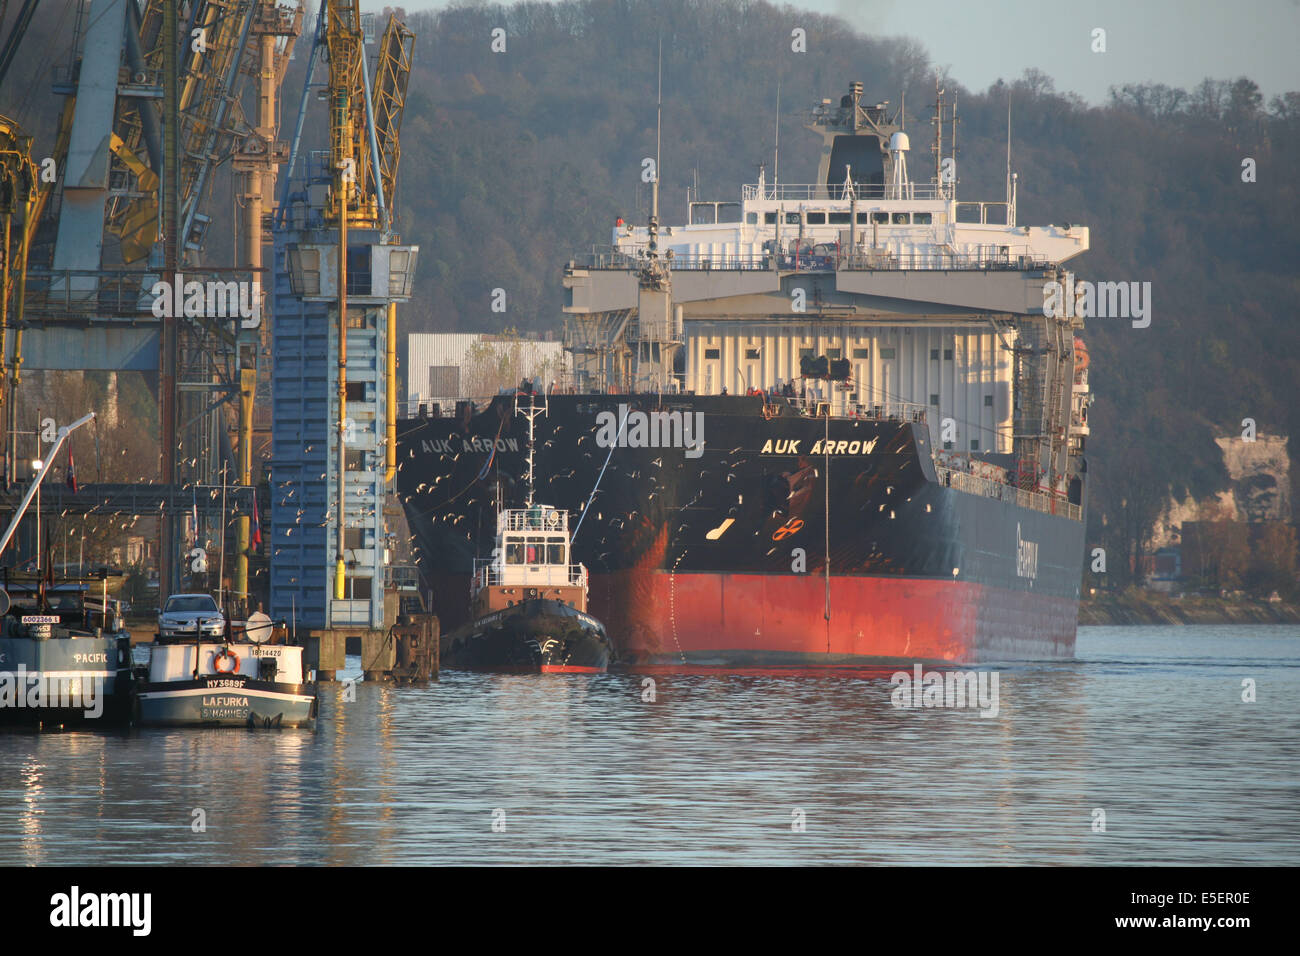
<box><xmin>441</xmin><ymin>598</ymin><xmax>611</xmax><ymax>673</ymax></box>
<box><xmin>398</xmin><ymin>394</ymin><xmax>1086</xmax><ymax>665</ymax></box>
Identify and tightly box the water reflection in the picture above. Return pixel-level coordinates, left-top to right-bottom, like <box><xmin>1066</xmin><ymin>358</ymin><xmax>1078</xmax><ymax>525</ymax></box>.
<box><xmin>0</xmin><ymin>629</ymin><xmax>1297</xmax><ymax>865</ymax></box>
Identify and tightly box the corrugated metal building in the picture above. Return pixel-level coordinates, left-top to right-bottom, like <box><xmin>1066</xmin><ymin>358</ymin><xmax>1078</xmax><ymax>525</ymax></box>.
<box><xmin>686</xmin><ymin>321</ymin><xmax>1014</xmax><ymax>453</ymax></box>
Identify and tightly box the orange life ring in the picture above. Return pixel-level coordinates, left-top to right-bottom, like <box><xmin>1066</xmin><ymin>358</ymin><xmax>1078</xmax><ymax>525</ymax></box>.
<box><xmin>1074</xmin><ymin>337</ymin><xmax>1090</xmax><ymax>371</ymax></box>
<box><xmin>213</xmin><ymin>648</ymin><xmax>240</xmax><ymax>674</ymax></box>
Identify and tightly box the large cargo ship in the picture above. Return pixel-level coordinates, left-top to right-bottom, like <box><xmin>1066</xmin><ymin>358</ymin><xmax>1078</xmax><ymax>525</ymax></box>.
<box><xmin>397</xmin><ymin>82</ymin><xmax>1092</xmax><ymax>665</ymax></box>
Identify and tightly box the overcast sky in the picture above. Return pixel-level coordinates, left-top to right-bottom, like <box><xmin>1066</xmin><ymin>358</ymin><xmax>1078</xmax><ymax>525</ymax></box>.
<box><xmin>358</xmin><ymin>0</ymin><xmax>1299</xmax><ymax>105</ymax></box>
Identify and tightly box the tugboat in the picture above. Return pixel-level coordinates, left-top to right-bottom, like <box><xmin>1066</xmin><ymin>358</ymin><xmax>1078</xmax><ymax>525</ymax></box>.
<box><xmin>440</xmin><ymin>389</ymin><xmax>612</xmax><ymax>673</ymax></box>
<box><xmin>0</xmin><ymin>570</ymin><xmax>134</xmax><ymax>728</ymax></box>
<box><xmin>135</xmin><ymin>602</ymin><xmax>317</xmax><ymax>728</ymax></box>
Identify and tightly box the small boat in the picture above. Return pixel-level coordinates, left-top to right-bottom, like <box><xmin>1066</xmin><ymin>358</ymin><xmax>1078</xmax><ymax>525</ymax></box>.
<box><xmin>441</xmin><ymin>389</ymin><xmax>612</xmax><ymax>673</ymax></box>
<box><xmin>135</xmin><ymin>602</ymin><xmax>317</xmax><ymax>728</ymax></box>
<box><xmin>0</xmin><ymin>571</ymin><xmax>134</xmax><ymax>728</ymax></box>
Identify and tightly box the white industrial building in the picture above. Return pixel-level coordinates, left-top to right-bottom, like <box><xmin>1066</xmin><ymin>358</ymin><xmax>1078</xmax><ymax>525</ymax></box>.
<box><xmin>404</xmin><ymin>333</ymin><xmax>569</xmax><ymax>411</ymax></box>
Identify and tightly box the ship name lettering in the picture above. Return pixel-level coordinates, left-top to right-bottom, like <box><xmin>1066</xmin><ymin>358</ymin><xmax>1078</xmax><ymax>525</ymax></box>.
<box><xmin>805</xmin><ymin>437</ymin><xmax>879</xmax><ymax>456</ymax></box>
<box><xmin>201</xmin><ymin>696</ymin><xmax>249</xmax><ymax>707</ymax></box>
<box><xmin>1016</xmin><ymin>523</ymin><xmax>1039</xmax><ymax>580</ymax></box>
<box><xmin>420</xmin><ymin>437</ymin><xmax>518</xmax><ymax>455</ymax></box>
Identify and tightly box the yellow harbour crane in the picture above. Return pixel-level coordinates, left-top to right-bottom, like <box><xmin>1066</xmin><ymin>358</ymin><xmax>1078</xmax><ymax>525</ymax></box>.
<box><xmin>272</xmin><ymin>0</ymin><xmax>416</xmax><ymax>636</ymax></box>
<box><xmin>321</xmin><ymin>0</ymin><xmax>413</xmax><ymax>598</ymax></box>
<box><xmin>0</xmin><ymin>114</ymin><xmax>39</xmax><ymax>486</ymax></box>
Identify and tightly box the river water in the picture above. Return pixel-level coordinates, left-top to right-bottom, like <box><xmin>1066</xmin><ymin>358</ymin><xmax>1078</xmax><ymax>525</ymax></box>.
<box><xmin>2</xmin><ymin>625</ymin><xmax>1297</xmax><ymax>865</ymax></box>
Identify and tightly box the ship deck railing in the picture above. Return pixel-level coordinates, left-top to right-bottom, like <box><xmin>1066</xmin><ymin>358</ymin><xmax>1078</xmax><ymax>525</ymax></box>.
<box><xmin>935</xmin><ymin>465</ymin><xmax>1082</xmax><ymax>521</ymax></box>
<box><xmin>500</xmin><ymin>508</ymin><xmax>570</xmax><ymax>532</ymax></box>
<box><xmin>741</xmin><ymin>183</ymin><xmax>947</xmax><ymax>201</ymax></box>
<box><xmin>472</xmin><ymin>559</ymin><xmax>588</xmax><ymax>591</ymax></box>
<box><xmin>776</xmin><ymin>395</ymin><xmax>930</xmax><ymax>422</ymax></box>
<box><xmin>569</xmin><ymin>247</ymin><xmax>1053</xmax><ymax>274</ymax></box>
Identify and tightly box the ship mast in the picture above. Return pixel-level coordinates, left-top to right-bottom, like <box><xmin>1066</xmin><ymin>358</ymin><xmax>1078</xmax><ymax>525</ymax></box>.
<box><xmin>631</xmin><ymin>36</ymin><xmax>679</xmax><ymax>393</ymax></box>
<box><xmin>514</xmin><ymin>386</ymin><xmax>548</xmax><ymax>508</ymax></box>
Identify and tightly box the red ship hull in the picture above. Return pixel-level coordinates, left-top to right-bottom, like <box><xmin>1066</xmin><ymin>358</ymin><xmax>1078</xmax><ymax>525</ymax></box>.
<box><xmin>588</xmin><ymin>570</ymin><xmax>1077</xmax><ymax>665</ymax></box>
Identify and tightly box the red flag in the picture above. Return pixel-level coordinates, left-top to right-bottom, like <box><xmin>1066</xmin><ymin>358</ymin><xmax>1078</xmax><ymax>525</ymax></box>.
<box><xmin>66</xmin><ymin>445</ymin><xmax>78</xmax><ymax>493</ymax></box>
<box><xmin>250</xmin><ymin>502</ymin><xmax>262</xmax><ymax>551</ymax></box>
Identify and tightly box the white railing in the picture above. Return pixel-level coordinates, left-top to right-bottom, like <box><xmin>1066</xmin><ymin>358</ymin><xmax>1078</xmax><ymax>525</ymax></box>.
<box><xmin>742</xmin><ymin>183</ymin><xmax>947</xmax><ymax>202</ymax></box>
<box><xmin>501</xmin><ymin>508</ymin><xmax>569</xmax><ymax>532</ymax></box>
<box><xmin>574</xmin><ymin>246</ymin><xmax>1050</xmax><ymax>274</ymax></box>
<box><xmin>935</xmin><ymin>465</ymin><xmax>1082</xmax><ymax>521</ymax></box>
<box><xmin>472</xmin><ymin>559</ymin><xmax>588</xmax><ymax>592</ymax></box>
<box><xmin>776</xmin><ymin>396</ymin><xmax>929</xmax><ymax>423</ymax></box>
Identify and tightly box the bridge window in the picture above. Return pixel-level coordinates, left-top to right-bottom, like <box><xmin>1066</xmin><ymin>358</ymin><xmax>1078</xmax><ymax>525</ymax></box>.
<box><xmin>690</xmin><ymin>203</ymin><xmax>717</xmax><ymax>225</ymax></box>
<box><xmin>746</xmin><ymin>212</ymin><xmax>758</xmax><ymax>225</ymax></box>
<box><xmin>765</xmin><ymin>212</ymin><xmax>777</xmax><ymax>225</ymax></box>
<box><xmin>829</xmin><ymin>212</ymin><xmax>851</xmax><ymax>225</ymax></box>
<box><xmin>547</xmin><ymin>542</ymin><xmax>566</xmax><ymax>565</ymax></box>
<box><xmin>525</xmin><ymin>537</ymin><xmax>545</xmax><ymax>564</ymax></box>
<box><xmin>914</xmin><ymin>212</ymin><xmax>933</xmax><ymax>224</ymax></box>
<box><xmin>506</xmin><ymin>540</ymin><xmax>524</xmax><ymax>564</ymax></box>
<box><xmin>892</xmin><ymin>212</ymin><xmax>911</xmax><ymax>225</ymax></box>
<box><xmin>805</xmin><ymin>212</ymin><xmax>826</xmax><ymax>225</ymax></box>
<box><xmin>871</xmin><ymin>212</ymin><xmax>889</xmax><ymax>224</ymax></box>
<box><xmin>785</xmin><ymin>212</ymin><xmax>801</xmax><ymax>225</ymax></box>
<box><xmin>718</xmin><ymin>203</ymin><xmax>741</xmax><ymax>223</ymax></box>
<box><xmin>856</xmin><ymin>212</ymin><xmax>870</xmax><ymax>224</ymax></box>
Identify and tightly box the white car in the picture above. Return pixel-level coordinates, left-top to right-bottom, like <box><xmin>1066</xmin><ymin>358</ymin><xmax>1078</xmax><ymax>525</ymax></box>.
<box><xmin>157</xmin><ymin>593</ymin><xmax>226</xmax><ymax>641</ymax></box>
